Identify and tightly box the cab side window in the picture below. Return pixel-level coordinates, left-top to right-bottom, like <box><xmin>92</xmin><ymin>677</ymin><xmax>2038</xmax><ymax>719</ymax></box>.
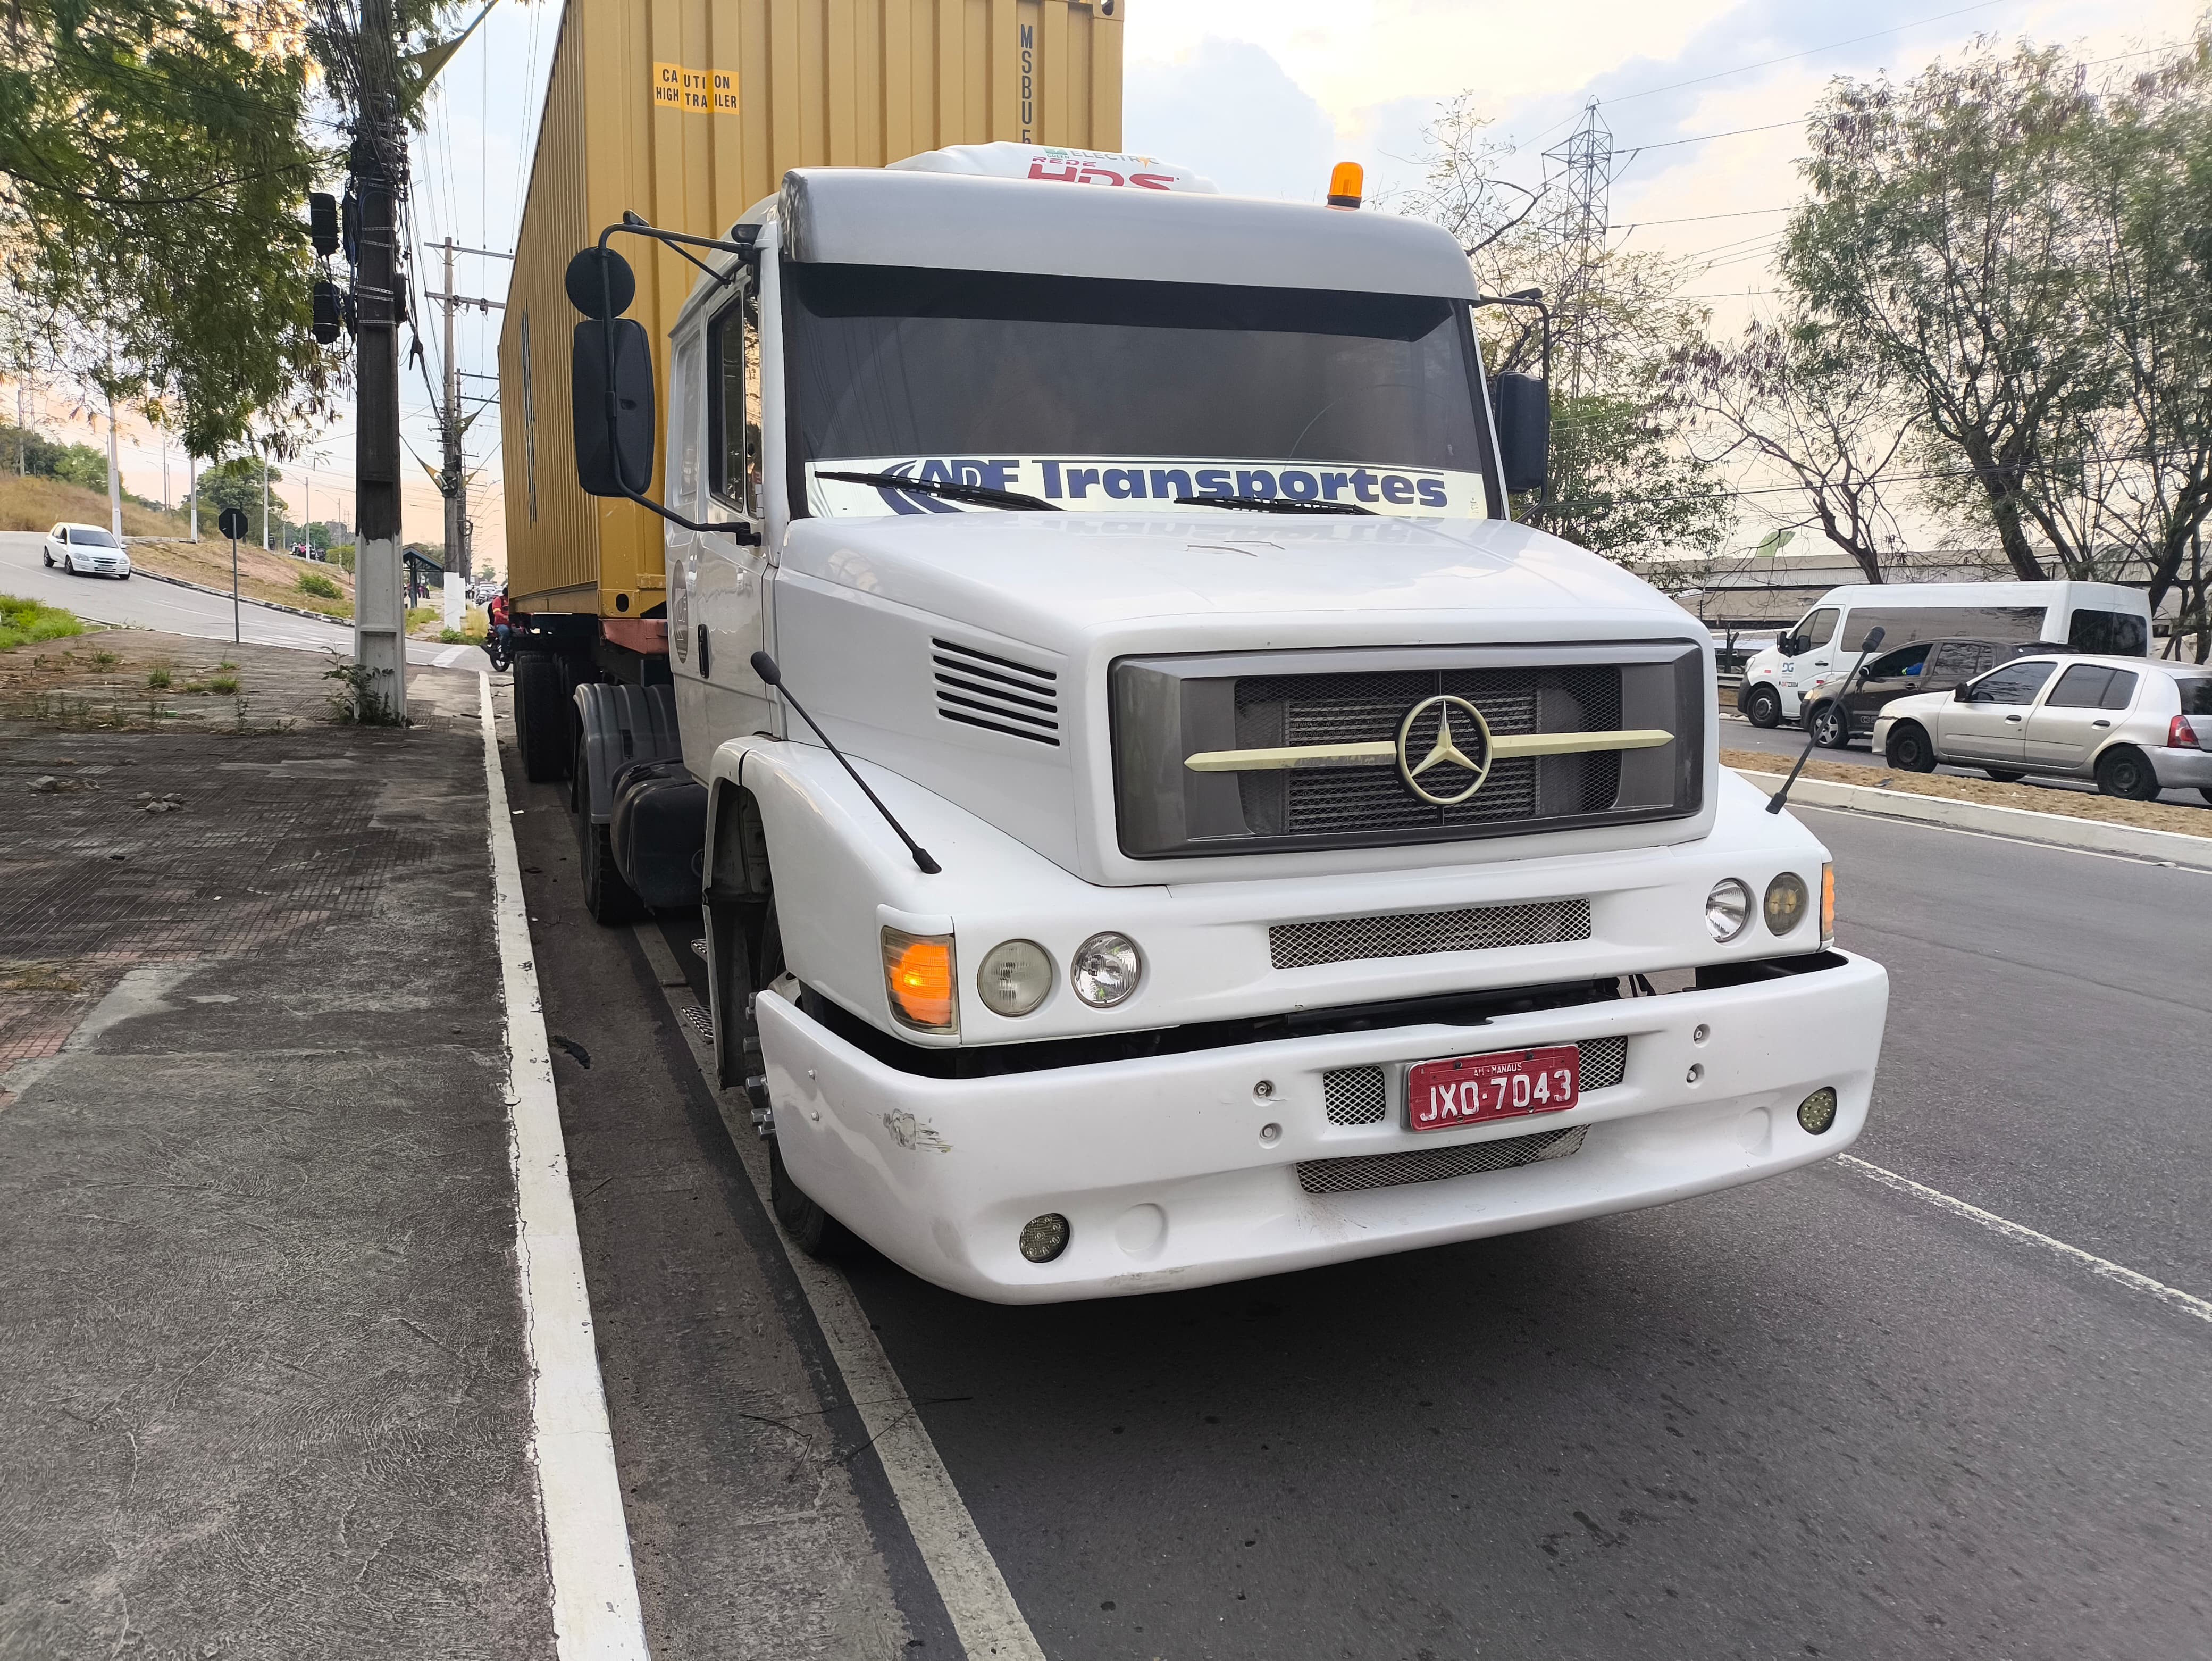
<box><xmin>1791</xmin><ymin>608</ymin><xmax>1839</xmax><ymax>652</ymax></box>
<box><xmin>708</xmin><ymin>284</ymin><xmax>761</xmax><ymax>518</ymax></box>
<box><xmin>1966</xmin><ymin>661</ymin><xmax>2058</xmax><ymax>704</ymax></box>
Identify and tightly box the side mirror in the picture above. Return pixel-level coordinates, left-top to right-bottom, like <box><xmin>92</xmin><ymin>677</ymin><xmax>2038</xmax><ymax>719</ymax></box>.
<box><xmin>1490</xmin><ymin>373</ymin><xmax>1549</xmax><ymax>498</ymax></box>
<box><xmin>1953</xmin><ymin>682</ymin><xmax>1974</xmax><ymax>702</ymax></box>
<box><xmin>572</xmin><ymin>318</ymin><xmax>656</xmax><ymax>497</ymax></box>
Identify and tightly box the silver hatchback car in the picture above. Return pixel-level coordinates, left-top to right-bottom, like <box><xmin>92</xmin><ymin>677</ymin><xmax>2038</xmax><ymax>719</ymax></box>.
<box><xmin>1873</xmin><ymin>654</ymin><xmax>2212</xmax><ymax>803</ymax></box>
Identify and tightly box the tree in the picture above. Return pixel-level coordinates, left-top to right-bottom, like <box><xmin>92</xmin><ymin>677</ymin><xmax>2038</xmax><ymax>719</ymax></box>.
<box><xmin>1781</xmin><ymin>40</ymin><xmax>2100</xmax><ymax>581</ymax></box>
<box><xmin>192</xmin><ymin>455</ymin><xmax>281</xmax><ymax>544</ymax></box>
<box><xmin>1402</xmin><ymin>99</ymin><xmax>1731</xmax><ymax>574</ymax></box>
<box><xmin>1</xmin><ymin>0</ymin><xmax>341</xmax><ymax>458</ymax></box>
<box><xmin>1663</xmin><ymin>319</ymin><xmax>1917</xmax><ymax>582</ymax></box>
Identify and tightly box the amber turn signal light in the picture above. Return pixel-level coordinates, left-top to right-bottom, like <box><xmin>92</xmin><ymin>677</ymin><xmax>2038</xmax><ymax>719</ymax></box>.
<box><xmin>1820</xmin><ymin>862</ymin><xmax>1836</xmax><ymax>949</ymax></box>
<box><xmin>882</xmin><ymin>927</ymin><xmax>958</xmax><ymax>1032</ymax></box>
<box><xmin>1327</xmin><ymin>160</ymin><xmax>1364</xmax><ymax>209</ymax></box>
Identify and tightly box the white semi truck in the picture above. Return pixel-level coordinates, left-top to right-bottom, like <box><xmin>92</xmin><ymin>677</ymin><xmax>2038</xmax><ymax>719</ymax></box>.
<box><xmin>557</xmin><ymin>145</ymin><xmax>1890</xmax><ymax>1303</ymax></box>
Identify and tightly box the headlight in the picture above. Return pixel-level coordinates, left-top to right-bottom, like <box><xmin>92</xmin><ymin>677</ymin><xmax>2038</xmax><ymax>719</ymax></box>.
<box><xmin>1764</xmin><ymin>872</ymin><xmax>1809</xmax><ymax>935</ymax></box>
<box><xmin>976</xmin><ymin>939</ymin><xmax>1053</xmax><ymax>1017</ymax></box>
<box><xmin>1070</xmin><ymin>931</ymin><xmax>1142</xmax><ymax>1007</ymax></box>
<box><xmin>1704</xmin><ymin>879</ymin><xmax>1752</xmax><ymax>942</ymax></box>
<box><xmin>881</xmin><ymin>927</ymin><xmax>957</xmax><ymax>1032</ymax></box>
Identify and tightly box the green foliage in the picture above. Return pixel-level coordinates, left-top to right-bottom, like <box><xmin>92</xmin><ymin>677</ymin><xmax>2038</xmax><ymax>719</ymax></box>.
<box><xmin>0</xmin><ymin>594</ymin><xmax>85</xmax><ymax>651</ymax></box>
<box><xmin>190</xmin><ymin>455</ymin><xmax>279</xmax><ymax>542</ymax></box>
<box><xmin>1540</xmin><ymin>394</ymin><xmax>1732</xmax><ymax>585</ymax></box>
<box><xmin>297</xmin><ymin>569</ymin><xmax>342</xmax><ymax>599</ymax></box>
<box><xmin>0</xmin><ymin>0</ymin><xmax>340</xmax><ymax>455</ymax></box>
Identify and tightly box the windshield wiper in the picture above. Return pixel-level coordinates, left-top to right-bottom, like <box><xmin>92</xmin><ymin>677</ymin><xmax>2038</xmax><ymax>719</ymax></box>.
<box><xmin>1174</xmin><ymin>495</ymin><xmax>1375</xmax><ymax>516</ymax></box>
<box><xmin>817</xmin><ymin>470</ymin><xmax>1060</xmax><ymax>511</ymax></box>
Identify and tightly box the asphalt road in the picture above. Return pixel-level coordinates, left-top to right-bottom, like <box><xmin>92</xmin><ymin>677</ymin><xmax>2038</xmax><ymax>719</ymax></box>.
<box><xmin>1720</xmin><ymin>706</ymin><xmax>2210</xmax><ymax>811</ymax></box>
<box><xmin>0</xmin><ymin>530</ymin><xmax>484</xmax><ymax>670</ymax></box>
<box><xmin>515</xmin><ymin>765</ymin><xmax>2212</xmax><ymax>1659</ymax></box>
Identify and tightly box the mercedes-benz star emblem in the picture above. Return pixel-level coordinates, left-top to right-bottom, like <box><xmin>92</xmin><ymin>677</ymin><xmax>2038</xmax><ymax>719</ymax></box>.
<box><xmin>1396</xmin><ymin>694</ymin><xmax>1493</xmax><ymax>805</ymax></box>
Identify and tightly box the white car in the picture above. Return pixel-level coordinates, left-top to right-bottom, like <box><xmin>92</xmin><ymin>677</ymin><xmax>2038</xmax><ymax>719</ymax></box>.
<box><xmin>1873</xmin><ymin>653</ymin><xmax>2212</xmax><ymax>803</ymax></box>
<box><xmin>41</xmin><ymin>522</ymin><xmax>131</xmax><ymax>579</ymax></box>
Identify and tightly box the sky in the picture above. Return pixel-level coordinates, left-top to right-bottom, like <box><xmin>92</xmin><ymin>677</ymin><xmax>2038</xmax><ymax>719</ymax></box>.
<box><xmin>23</xmin><ymin>0</ymin><xmax>2201</xmax><ymax>567</ymax></box>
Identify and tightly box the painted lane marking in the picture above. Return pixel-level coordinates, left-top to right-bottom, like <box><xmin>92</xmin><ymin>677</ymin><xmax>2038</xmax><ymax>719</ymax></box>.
<box><xmin>1839</xmin><ymin>1155</ymin><xmax>2212</xmax><ymax>1326</ymax></box>
<box><xmin>480</xmin><ymin>677</ymin><xmax>652</xmax><ymax>1658</ymax></box>
<box><xmin>631</xmin><ymin>924</ymin><xmax>1047</xmax><ymax>1661</ymax></box>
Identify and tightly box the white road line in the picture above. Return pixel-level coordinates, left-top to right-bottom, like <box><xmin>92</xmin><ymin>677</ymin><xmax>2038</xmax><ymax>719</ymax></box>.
<box><xmin>1838</xmin><ymin>1155</ymin><xmax>2212</xmax><ymax>1326</ymax></box>
<box><xmin>479</xmin><ymin>677</ymin><xmax>652</xmax><ymax>1659</ymax></box>
<box><xmin>632</xmin><ymin>924</ymin><xmax>1048</xmax><ymax>1661</ymax></box>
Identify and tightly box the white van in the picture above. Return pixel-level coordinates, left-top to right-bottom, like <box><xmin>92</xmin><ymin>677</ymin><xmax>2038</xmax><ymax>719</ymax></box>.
<box><xmin>1736</xmin><ymin>580</ymin><xmax>2152</xmax><ymax>727</ymax></box>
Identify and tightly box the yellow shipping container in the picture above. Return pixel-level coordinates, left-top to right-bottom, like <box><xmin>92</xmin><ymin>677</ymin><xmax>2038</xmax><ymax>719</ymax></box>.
<box><xmin>499</xmin><ymin>0</ymin><xmax>1126</xmax><ymax>616</ymax></box>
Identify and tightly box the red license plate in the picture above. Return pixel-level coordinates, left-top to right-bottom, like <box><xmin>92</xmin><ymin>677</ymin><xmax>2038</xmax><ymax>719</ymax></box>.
<box><xmin>1406</xmin><ymin>1044</ymin><xmax>1580</xmax><ymax>1132</ymax></box>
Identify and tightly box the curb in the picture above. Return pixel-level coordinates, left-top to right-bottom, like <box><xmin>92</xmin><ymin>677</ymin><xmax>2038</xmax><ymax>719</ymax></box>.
<box><xmin>1732</xmin><ymin>767</ymin><xmax>2212</xmax><ymax>871</ymax></box>
<box><xmin>130</xmin><ymin>566</ymin><xmax>353</xmax><ymax>627</ymax></box>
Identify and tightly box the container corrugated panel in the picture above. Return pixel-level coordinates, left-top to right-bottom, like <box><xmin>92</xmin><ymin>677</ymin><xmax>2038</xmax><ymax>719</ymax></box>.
<box><xmin>500</xmin><ymin>0</ymin><xmax>1125</xmax><ymax>617</ymax></box>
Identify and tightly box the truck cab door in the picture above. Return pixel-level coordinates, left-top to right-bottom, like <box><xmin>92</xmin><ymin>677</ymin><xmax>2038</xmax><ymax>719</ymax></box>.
<box><xmin>674</xmin><ymin>278</ymin><xmax>773</xmax><ymax>771</ymax></box>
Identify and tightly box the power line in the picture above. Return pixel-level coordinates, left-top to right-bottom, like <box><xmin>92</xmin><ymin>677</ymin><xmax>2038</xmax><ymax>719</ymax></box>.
<box><xmin>1606</xmin><ymin>0</ymin><xmax>2013</xmax><ymax>107</ymax></box>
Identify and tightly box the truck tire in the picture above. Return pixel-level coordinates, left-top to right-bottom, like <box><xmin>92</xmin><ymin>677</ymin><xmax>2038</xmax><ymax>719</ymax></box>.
<box><xmin>771</xmin><ymin>1139</ymin><xmax>853</xmax><ymax>1258</ymax></box>
<box><xmin>514</xmin><ymin>653</ymin><xmax>571</xmax><ymax>782</ymax></box>
<box><xmin>573</xmin><ymin>732</ymin><xmax>643</xmax><ymax>923</ymax></box>
<box><xmin>1884</xmin><ymin>722</ymin><xmax>1937</xmax><ymax>772</ymax></box>
<box><xmin>1808</xmin><ymin>700</ymin><xmax>1850</xmax><ymax>749</ymax></box>
<box><xmin>2095</xmin><ymin>746</ymin><xmax>2160</xmax><ymax>802</ymax></box>
<box><xmin>1744</xmin><ymin>685</ymin><xmax>1781</xmax><ymax>728</ymax></box>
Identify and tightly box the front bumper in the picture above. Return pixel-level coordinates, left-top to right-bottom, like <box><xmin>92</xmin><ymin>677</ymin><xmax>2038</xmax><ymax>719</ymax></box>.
<box><xmin>761</xmin><ymin>949</ymin><xmax>1889</xmax><ymax>1304</ymax></box>
<box><xmin>2150</xmin><ymin>746</ymin><xmax>2212</xmax><ymax>788</ymax></box>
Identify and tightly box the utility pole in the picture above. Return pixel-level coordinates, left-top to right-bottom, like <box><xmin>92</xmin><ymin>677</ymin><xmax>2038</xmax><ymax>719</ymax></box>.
<box><xmin>352</xmin><ymin>0</ymin><xmax>408</xmax><ymax>722</ymax></box>
<box><xmin>189</xmin><ymin>455</ymin><xmax>198</xmax><ymax>540</ymax></box>
<box><xmin>105</xmin><ymin>392</ymin><xmax>123</xmax><ymax>540</ymax></box>
<box><xmin>262</xmin><ymin>450</ymin><xmax>271</xmax><ymax>550</ymax></box>
<box><xmin>1542</xmin><ymin>100</ymin><xmax>1615</xmax><ymax>401</ymax></box>
<box><xmin>425</xmin><ymin>235</ymin><xmax>509</xmax><ymax>635</ymax></box>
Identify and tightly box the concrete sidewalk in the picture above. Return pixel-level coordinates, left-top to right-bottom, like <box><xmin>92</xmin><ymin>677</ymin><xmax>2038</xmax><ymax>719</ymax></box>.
<box><xmin>0</xmin><ymin>649</ymin><xmax>557</xmax><ymax>1655</ymax></box>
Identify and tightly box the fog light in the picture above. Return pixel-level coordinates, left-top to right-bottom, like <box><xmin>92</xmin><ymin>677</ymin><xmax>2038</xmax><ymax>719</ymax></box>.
<box><xmin>1070</xmin><ymin>931</ymin><xmax>1142</xmax><ymax>1007</ymax></box>
<box><xmin>1705</xmin><ymin>879</ymin><xmax>1752</xmax><ymax>941</ymax></box>
<box><xmin>1019</xmin><ymin>1213</ymin><xmax>1070</xmax><ymax>1263</ymax></box>
<box><xmin>1797</xmin><ymin>1087</ymin><xmax>1839</xmax><ymax>1135</ymax></box>
<box><xmin>977</xmin><ymin>939</ymin><xmax>1053</xmax><ymax>1017</ymax></box>
<box><xmin>1764</xmin><ymin>872</ymin><xmax>1809</xmax><ymax>935</ymax></box>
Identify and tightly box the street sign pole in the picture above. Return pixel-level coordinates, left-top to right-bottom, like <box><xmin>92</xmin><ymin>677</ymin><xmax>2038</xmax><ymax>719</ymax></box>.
<box><xmin>217</xmin><ymin>505</ymin><xmax>249</xmax><ymax>643</ymax></box>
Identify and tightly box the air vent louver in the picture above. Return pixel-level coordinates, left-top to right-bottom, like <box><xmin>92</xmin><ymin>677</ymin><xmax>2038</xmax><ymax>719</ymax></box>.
<box><xmin>933</xmin><ymin>638</ymin><xmax>1060</xmax><ymax>747</ymax></box>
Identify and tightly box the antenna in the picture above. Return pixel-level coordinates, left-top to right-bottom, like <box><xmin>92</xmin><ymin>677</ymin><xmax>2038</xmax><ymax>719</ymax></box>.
<box><xmin>751</xmin><ymin>653</ymin><xmax>941</xmax><ymax>874</ymax></box>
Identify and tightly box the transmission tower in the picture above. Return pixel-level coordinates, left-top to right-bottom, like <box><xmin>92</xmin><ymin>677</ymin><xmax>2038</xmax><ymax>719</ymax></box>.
<box><xmin>1542</xmin><ymin>100</ymin><xmax>1613</xmax><ymax>399</ymax></box>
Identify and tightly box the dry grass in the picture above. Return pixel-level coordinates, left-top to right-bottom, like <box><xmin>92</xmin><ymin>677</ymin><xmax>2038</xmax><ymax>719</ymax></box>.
<box><xmin>0</xmin><ymin>473</ymin><xmax>190</xmax><ymax>537</ymax></box>
<box><xmin>1723</xmin><ymin>748</ymin><xmax>2212</xmax><ymax>839</ymax></box>
<box><xmin>128</xmin><ymin>537</ymin><xmax>354</xmax><ymax>620</ymax></box>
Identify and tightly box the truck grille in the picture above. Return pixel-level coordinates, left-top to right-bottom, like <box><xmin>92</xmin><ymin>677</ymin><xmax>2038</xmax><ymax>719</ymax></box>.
<box><xmin>1297</xmin><ymin>1125</ymin><xmax>1587</xmax><ymax>1193</ymax></box>
<box><xmin>1270</xmin><ymin>897</ymin><xmax>1589</xmax><ymax>970</ymax></box>
<box><xmin>1319</xmin><ymin>1035</ymin><xmax>1628</xmax><ymax>1128</ymax></box>
<box><xmin>932</xmin><ymin>638</ymin><xmax>1059</xmax><ymax>746</ymax></box>
<box><xmin>1236</xmin><ymin>665</ymin><xmax>1620</xmax><ymax>837</ymax></box>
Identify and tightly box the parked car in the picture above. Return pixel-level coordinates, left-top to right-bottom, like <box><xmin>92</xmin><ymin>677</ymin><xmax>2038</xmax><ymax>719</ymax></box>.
<box><xmin>1800</xmin><ymin>637</ymin><xmax>2053</xmax><ymax>748</ymax></box>
<box><xmin>40</xmin><ymin>522</ymin><xmax>131</xmax><ymax>579</ymax></box>
<box><xmin>1874</xmin><ymin>654</ymin><xmax>2212</xmax><ymax>802</ymax></box>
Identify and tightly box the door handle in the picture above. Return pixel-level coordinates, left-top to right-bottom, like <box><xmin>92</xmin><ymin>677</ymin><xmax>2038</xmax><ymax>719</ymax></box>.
<box><xmin>697</xmin><ymin>623</ymin><xmax>711</xmax><ymax>678</ymax></box>
<box><xmin>2092</xmin><ymin>719</ymin><xmax>2111</xmax><ymax>728</ymax></box>
<box><xmin>2004</xmin><ymin>713</ymin><xmax>2023</xmax><ymax>722</ymax></box>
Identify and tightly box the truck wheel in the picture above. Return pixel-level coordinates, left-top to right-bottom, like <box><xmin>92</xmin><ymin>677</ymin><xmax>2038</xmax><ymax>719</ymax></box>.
<box><xmin>573</xmin><ymin>732</ymin><xmax>643</xmax><ymax>923</ymax></box>
<box><xmin>770</xmin><ymin>1138</ymin><xmax>854</xmax><ymax>1259</ymax></box>
<box><xmin>514</xmin><ymin>653</ymin><xmax>571</xmax><ymax>782</ymax></box>
<box><xmin>2095</xmin><ymin>746</ymin><xmax>2160</xmax><ymax>802</ymax></box>
<box><xmin>1808</xmin><ymin>700</ymin><xmax>1849</xmax><ymax>749</ymax></box>
<box><xmin>1884</xmin><ymin>722</ymin><xmax>1937</xmax><ymax>773</ymax></box>
<box><xmin>1744</xmin><ymin>685</ymin><xmax>1781</xmax><ymax>729</ymax></box>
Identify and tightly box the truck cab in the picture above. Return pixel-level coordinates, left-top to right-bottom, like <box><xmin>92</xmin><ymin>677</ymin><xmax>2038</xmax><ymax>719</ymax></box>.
<box><xmin>559</xmin><ymin>151</ymin><xmax>1889</xmax><ymax>1303</ymax></box>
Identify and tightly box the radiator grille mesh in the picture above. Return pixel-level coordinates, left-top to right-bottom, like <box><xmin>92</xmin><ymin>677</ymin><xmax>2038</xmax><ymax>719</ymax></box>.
<box><xmin>1270</xmin><ymin>898</ymin><xmax>1590</xmax><ymax>970</ymax></box>
<box><xmin>1297</xmin><ymin>1126</ymin><xmax>1587</xmax><ymax>1194</ymax></box>
<box><xmin>1234</xmin><ymin>665</ymin><xmax>1623</xmax><ymax>837</ymax></box>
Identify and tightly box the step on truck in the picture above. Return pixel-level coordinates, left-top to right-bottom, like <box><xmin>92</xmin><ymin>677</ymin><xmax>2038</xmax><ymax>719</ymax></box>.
<box><xmin>538</xmin><ymin>145</ymin><xmax>1890</xmax><ymax>1303</ymax></box>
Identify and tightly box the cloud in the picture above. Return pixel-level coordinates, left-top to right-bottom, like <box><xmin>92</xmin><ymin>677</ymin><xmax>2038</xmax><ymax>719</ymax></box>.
<box><xmin>1125</xmin><ymin>38</ymin><xmax>1342</xmax><ymax>202</ymax></box>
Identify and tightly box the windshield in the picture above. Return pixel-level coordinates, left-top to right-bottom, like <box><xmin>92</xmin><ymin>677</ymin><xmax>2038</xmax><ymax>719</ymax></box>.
<box><xmin>71</xmin><ymin>528</ymin><xmax>120</xmax><ymax>548</ymax></box>
<box><xmin>783</xmin><ymin>263</ymin><xmax>1494</xmax><ymax>519</ymax></box>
